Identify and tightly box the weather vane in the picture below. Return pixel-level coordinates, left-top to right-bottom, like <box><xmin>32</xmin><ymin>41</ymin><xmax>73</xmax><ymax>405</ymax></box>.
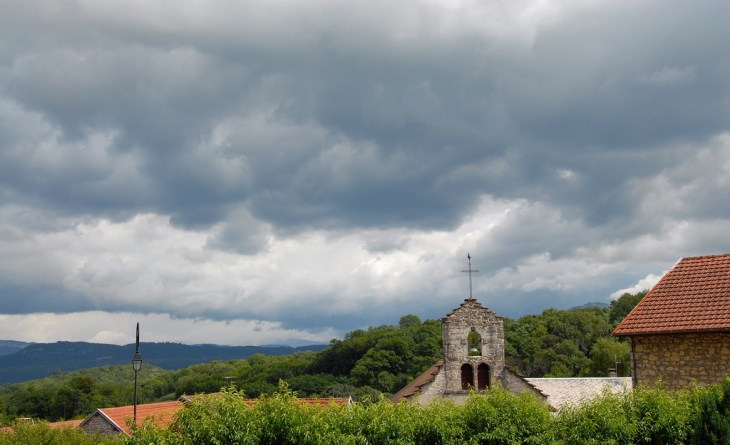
<box><xmin>462</xmin><ymin>253</ymin><xmax>479</xmax><ymax>300</ymax></box>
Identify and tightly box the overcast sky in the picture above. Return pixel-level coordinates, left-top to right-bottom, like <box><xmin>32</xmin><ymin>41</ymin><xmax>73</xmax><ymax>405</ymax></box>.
<box><xmin>0</xmin><ymin>0</ymin><xmax>728</xmax><ymax>346</ymax></box>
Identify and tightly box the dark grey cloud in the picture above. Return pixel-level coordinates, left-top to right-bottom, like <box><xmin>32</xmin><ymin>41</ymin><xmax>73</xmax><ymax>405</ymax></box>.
<box><xmin>0</xmin><ymin>0</ymin><xmax>729</xmax><ymax>342</ymax></box>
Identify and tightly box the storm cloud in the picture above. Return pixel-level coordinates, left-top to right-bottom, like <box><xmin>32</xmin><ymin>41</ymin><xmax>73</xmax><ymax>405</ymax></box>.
<box><xmin>0</xmin><ymin>0</ymin><xmax>729</xmax><ymax>344</ymax></box>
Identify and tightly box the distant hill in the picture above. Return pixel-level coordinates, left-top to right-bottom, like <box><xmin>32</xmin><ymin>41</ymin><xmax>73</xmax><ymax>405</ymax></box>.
<box><xmin>570</xmin><ymin>302</ymin><xmax>609</xmax><ymax>310</ymax></box>
<box><xmin>0</xmin><ymin>340</ymin><xmax>33</xmax><ymax>356</ymax></box>
<box><xmin>0</xmin><ymin>341</ymin><xmax>328</xmax><ymax>385</ymax></box>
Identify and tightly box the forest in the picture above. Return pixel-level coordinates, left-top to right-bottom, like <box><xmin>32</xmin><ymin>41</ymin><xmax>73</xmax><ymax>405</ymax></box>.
<box><xmin>0</xmin><ymin>292</ymin><xmax>645</xmax><ymax>424</ymax></box>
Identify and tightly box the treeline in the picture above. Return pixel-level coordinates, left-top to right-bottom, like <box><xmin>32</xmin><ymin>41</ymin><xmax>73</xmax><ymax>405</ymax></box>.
<box><xmin>0</xmin><ymin>292</ymin><xmax>645</xmax><ymax>423</ymax></box>
<box><xmin>505</xmin><ymin>291</ymin><xmax>646</xmax><ymax>378</ymax></box>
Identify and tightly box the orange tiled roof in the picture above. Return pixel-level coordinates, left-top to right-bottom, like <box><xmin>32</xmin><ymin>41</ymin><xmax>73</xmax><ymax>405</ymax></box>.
<box><xmin>49</xmin><ymin>419</ymin><xmax>84</xmax><ymax>429</ymax></box>
<box><xmin>81</xmin><ymin>401</ymin><xmax>183</xmax><ymax>436</ymax></box>
<box><xmin>614</xmin><ymin>254</ymin><xmax>730</xmax><ymax>336</ymax></box>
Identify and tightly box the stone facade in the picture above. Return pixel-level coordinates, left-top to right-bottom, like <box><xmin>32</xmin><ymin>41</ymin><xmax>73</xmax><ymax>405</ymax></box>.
<box><xmin>392</xmin><ymin>297</ymin><xmax>546</xmax><ymax>405</ymax></box>
<box><xmin>442</xmin><ymin>298</ymin><xmax>505</xmax><ymax>394</ymax></box>
<box><xmin>631</xmin><ymin>332</ymin><xmax>730</xmax><ymax>390</ymax></box>
<box><xmin>79</xmin><ymin>412</ymin><xmax>122</xmax><ymax>436</ymax></box>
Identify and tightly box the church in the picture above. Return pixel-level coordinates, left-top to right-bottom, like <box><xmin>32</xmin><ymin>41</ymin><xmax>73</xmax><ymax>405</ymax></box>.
<box><xmin>391</xmin><ymin>297</ymin><xmax>630</xmax><ymax>410</ymax></box>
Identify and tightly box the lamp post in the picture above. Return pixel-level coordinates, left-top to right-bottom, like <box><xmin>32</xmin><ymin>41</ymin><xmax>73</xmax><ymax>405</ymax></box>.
<box><xmin>132</xmin><ymin>323</ymin><xmax>142</xmax><ymax>425</ymax></box>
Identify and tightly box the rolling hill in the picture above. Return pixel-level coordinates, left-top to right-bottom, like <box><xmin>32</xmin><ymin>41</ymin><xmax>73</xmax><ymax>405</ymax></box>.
<box><xmin>0</xmin><ymin>341</ymin><xmax>328</xmax><ymax>385</ymax></box>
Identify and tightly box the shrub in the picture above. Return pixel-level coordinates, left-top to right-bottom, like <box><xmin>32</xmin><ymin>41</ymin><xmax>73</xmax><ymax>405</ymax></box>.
<box><xmin>0</xmin><ymin>421</ymin><xmax>121</xmax><ymax>445</ymax></box>
<box><xmin>556</xmin><ymin>389</ymin><xmax>635</xmax><ymax>445</ymax></box>
<box><xmin>691</xmin><ymin>377</ymin><xmax>730</xmax><ymax>445</ymax></box>
<box><xmin>463</xmin><ymin>386</ymin><xmax>555</xmax><ymax>445</ymax></box>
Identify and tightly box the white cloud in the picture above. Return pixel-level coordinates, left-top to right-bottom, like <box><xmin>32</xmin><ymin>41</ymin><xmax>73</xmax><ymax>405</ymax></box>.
<box><xmin>610</xmin><ymin>272</ymin><xmax>665</xmax><ymax>300</ymax></box>
<box><xmin>0</xmin><ymin>311</ymin><xmax>334</xmax><ymax>346</ymax></box>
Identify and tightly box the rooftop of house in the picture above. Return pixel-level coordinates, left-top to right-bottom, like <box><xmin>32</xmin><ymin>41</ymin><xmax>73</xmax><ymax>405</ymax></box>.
<box><xmin>614</xmin><ymin>254</ymin><xmax>730</xmax><ymax>336</ymax></box>
<box><xmin>390</xmin><ymin>360</ymin><xmax>444</xmax><ymax>403</ymax></box>
<box><xmin>524</xmin><ymin>377</ymin><xmax>632</xmax><ymax>410</ymax></box>
<box><xmin>79</xmin><ymin>401</ymin><xmax>183</xmax><ymax>436</ymax></box>
<box><xmin>48</xmin><ymin>419</ymin><xmax>85</xmax><ymax>429</ymax></box>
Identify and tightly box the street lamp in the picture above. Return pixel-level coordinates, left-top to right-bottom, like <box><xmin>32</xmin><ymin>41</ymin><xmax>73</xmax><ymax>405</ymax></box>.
<box><xmin>132</xmin><ymin>323</ymin><xmax>143</xmax><ymax>425</ymax></box>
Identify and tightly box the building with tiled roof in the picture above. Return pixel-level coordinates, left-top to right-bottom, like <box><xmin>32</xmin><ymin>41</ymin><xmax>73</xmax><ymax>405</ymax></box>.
<box><xmin>76</xmin><ymin>396</ymin><xmax>349</xmax><ymax>436</ymax></box>
<box><xmin>392</xmin><ymin>296</ymin><xmax>637</xmax><ymax>410</ymax></box>
<box><xmin>524</xmin><ymin>377</ymin><xmax>631</xmax><ymax>410</ymax></box>
<box><xmin>391</xmin><ymin>297</ymin><xmax>547</xmax><ymax>405</ymax></box>
<box><xmin>78</xmin><ymin>401</ymin><xmax>182</xmax><ymax>436</ymax></box>
<box><xmin>613</xmin><ymin>254</ymin><xmax>730</xmax><ymax>389</ymax></box>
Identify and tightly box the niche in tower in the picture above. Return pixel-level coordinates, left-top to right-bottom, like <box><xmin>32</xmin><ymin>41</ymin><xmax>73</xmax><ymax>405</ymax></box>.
<box><xmin>461</xmin><ymin>364</ymin><xmax>474</xmax><ymax>390</ymax></box>
<box><xmin>467</xmin><ymin>328</ymin><xmax>482</xmax><ymax>356</ymax></box>
<box><xmin>477</xmin><ymin>363</ymin><xmax>490</xmax><ymax>390</ymax></box>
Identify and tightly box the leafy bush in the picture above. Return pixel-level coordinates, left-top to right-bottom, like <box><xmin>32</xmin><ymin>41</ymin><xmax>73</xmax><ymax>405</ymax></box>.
<box><xmin>0</xmin><ymin>421</ymin><xmax>121</xmax><ymax>445</ymax></box>
<box><xmin>556</xmin><ymin>389</ymin><xmax>635</xmax><ymax>445</ymax></box>
<box><xmin>691</xmin><ymin>376</ymin><xmax>730</xmax><ymax>445</ymax></box>
<box><xmin>464</xmin><ymin>386</ymin><xmax>555</xmax><ymax>445</ymax></box>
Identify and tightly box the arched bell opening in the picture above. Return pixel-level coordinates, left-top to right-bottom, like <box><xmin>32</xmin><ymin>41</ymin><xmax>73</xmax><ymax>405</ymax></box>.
<box><xmin>467</xmin><ymin>329</ymin><xmax>482</xmax><ymax>356</ymax></box>
<box><xmin>461</xmin><ymin>364</ymin><xmax>474</xmax><ymax>390</ymax></box>
<box><xmin>477</xmin><ymin>363</ymin><xmax>490</xmax><ymax>390</ymax></box>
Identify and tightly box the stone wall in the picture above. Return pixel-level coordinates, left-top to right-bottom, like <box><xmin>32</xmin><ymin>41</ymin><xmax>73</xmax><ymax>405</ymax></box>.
<box><xmin>632</xmin><ymin>332</ymin><xmax>730</xmax><ymax>390</ymax></box>
<box><xmin>442</xmin><ymin>298</ymin><xmax>505</xmax><ymax>393</ymax></box>
<box><xmin>500</xmin><ymin>367</ymin><xmax>547</xmax><ymax>402</ymax></box>
<box><xmin>416</xmin><ymin>369</ymin><xmax>450</xmax><ymax>405</ymax></box>
<box><xmin>80</xmin><ymin>412</ymin><xmax>122</xmax><ymax>436</ymax></box>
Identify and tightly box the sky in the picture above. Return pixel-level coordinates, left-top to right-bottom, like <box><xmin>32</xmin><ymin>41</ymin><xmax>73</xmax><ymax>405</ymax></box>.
<box><xmin>0</xmin><ymin>0</ymin><xmax>729</xmax><ymax>346</ymax></box>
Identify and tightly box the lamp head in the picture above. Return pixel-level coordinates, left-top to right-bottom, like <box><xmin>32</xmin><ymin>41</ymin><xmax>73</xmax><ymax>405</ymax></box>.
<box><xmin>132</xmin><ymin>351</ymin><xmax>142</xmax><ymax>372</ymax></box>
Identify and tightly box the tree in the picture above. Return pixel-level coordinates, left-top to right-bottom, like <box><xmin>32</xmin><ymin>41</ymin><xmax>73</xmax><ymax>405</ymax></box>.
<box><xmin>609</xmin><ymin>290</ymin><xmax>648</xmax><ymax>326</ymax></box>
<box><xmin>398</xmin><ymin>314</ymin><xmax>421</xmax><ymax>329</ymax></box>
<box><xmin>588</xmin><ymin>337</ymin><xmax>630</xmax><ymax>377</ymax></box>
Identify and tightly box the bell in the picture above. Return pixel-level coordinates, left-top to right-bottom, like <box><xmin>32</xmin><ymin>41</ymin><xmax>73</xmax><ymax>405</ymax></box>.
<box><xmin>469</xmin><ymin>345</ymin><xmax>478</xmax><ymax>354</ymax></box>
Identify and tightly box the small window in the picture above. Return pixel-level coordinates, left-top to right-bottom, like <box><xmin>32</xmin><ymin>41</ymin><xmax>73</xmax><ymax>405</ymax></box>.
<box><xmin>477</xmin><ymin>363</ymin><xmax>490</xmax><ymax>390</ymax></box>
<box><xmin>461</xmin><ymin>364</ymin><xmax>474</xmax><ymax>390</ymax></box>
<box><xmin>467</xmin><ymin>330</ymin><xmax>482</xmax><ymax>356</ymax></box>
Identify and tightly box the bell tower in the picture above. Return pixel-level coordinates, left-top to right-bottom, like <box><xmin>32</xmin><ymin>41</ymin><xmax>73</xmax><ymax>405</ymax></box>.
<box><xmin>442</xmin><ymin>298</ymin><xmax>505</xmax><ymax>392</ymax></box>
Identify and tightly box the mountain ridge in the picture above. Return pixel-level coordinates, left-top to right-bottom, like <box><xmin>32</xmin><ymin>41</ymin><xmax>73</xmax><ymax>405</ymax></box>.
<box><xmin>0</xmin><ymin>341</ymin><xmax>328</xmax><ymax>385</ymax></box>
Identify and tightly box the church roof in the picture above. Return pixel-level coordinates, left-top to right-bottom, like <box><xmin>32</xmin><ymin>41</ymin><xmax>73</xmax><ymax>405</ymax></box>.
<box><xmin>525</xmin><ymin>377</ymin><xmax>631</xmax><ymax>410</ymax></box>
<box><xmin>390</xmin><ymin>360</ymin><xmax>443</xmax><ymax>403</ymax></box>
<box><xmin>614</xmin><ymin>254</ymin><xmax>730</xmax><ymax>336</ymax></box>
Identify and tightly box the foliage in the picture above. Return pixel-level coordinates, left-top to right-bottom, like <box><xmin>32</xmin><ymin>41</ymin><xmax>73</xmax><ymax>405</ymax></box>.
<box><xmin>588</xmin><ymin>337</ymin><xmax>630</xmax><ymax>377</ymax></box>
<box><xmin>691</xmin><ymin>376</ymin><xmax>730</xmax><ymax>445</ymax></box>
<box><xmin>556</xmin><ymin>384</ymin><xmax>693</xmax><ymax>445</ymax></box>
<box><xmin>504</xmin><ymin>307</ymin><xmax>613</xmax><ymax>377</ymax></box>
<box><xmin>609</xmin><ymin>291</ymin><xmax>647</xmax><ymax>327</ymax></box>
<box><xmin>463</xmin><ymin>386</ymin><xmax>555</xmax><ymax>445</ymax></box>
<box><xmin>0</xmin><ymin>421</ymin><xmax>121</xmax><ymax>445</ymax></box>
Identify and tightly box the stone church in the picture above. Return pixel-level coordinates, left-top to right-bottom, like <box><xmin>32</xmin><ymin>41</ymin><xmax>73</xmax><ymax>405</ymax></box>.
<box><xmin>391</xmin><ymin>297</ymin><xmax>630</xmax><ymax>409</ymax></box>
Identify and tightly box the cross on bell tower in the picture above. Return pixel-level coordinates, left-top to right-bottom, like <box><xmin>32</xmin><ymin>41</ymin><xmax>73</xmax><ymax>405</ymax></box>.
<box><xmin>462</xmin><ymin>253</ymin><xmax>479</xmax><ymax>300</ymax></box>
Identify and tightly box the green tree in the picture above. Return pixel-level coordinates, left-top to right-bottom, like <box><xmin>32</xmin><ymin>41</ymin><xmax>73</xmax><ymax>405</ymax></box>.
<box><xmin>692</xmin><ymin>377</ymin><xmax>730</xmax><ymax>445</ymax></box>
<box><xmin>588</xmin><ymin>337</ymin><xmax>630</xmax><ymax>377</ymax></box>
<box><xmin>609</xmin><ymin>291</ymin><xmax>648</xmax><ymax>326</ymax></box>
<box><xmin>398</xmin><ymin>314</ymin><xmax>421</xmax><ymax>329</ymax></box>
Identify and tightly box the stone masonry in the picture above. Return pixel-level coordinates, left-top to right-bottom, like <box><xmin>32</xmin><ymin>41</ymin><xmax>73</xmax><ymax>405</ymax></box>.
<box><xmin>79</xmin><ymin>412</ymin><xmax>122</xmax><ymax>436</ymax></box>
<box><xmin>632</xmin><ymin>332</ymin><xmax>730</xmax><ymax>390</ymax></box>
<box><xmin>442</xmin><ymin>298</ymin><xmax>506</xmax><ymax>394</ymax></box>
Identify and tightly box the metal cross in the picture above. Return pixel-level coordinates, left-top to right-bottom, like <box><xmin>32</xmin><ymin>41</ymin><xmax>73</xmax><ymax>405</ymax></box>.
<box><xmin>462</xmin><ymin>253</ymin><xmax>479</xmax><ymax>300</ymax></box>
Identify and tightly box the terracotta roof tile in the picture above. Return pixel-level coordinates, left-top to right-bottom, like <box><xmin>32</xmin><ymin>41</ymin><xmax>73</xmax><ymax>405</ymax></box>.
<box><xmin>48</xmin><ymin>419</ymin><xmax>84</xmax><ymax>429</ymax></box>
<box><xmin>614</xmin><ymin>254</ymin><xmax>730</xmax><ymax>336</ymax></box>
<box><xmin>81</xmin><ymin>401</ymin><xmax>183</xmax><ymax>436</ymax></box>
